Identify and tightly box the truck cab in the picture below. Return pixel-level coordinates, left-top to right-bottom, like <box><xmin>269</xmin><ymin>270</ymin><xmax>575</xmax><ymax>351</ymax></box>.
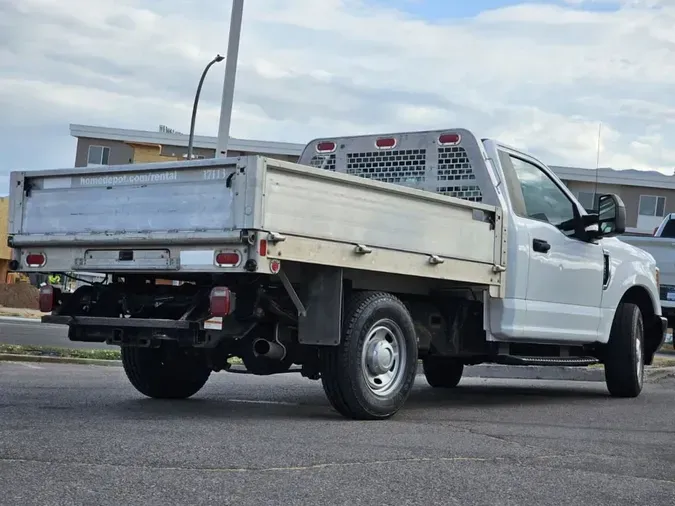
<box><xmin>483</xmin><ymin>141</ymin><xmax>661</xmax><ymax>347</ymax></box>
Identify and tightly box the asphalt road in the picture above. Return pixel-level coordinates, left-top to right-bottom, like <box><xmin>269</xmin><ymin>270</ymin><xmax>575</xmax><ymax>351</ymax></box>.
<box><xmin>0</xmin><ymin>318</ymin><xmax>109</xmax><ymax>350</ymax></box>
<box><xmin>1</xmin><ymin>362</ymin><xmax>674</xmax><ymax>505</ymax></box>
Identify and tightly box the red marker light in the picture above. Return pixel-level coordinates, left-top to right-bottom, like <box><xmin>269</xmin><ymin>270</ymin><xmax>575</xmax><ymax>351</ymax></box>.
<box><xmin>438</xmin><ymin>133</ymin><xmax>461</xmax><ymax>145</ymax></box>
<box><xmin>215</xmin><ymin>251</ymin><xmax>240</xmax><ymax>266</ymax></box>
<box><xmin>316</xmin><ymin>141</ymin><xmax>336</xmax><ymax>153</ymax></box>
<box><xmin>375</xmin><ymin>137</ymin><xmax>396</xmax><ymax>149</ymax></box>
<box><xmin>26</xmin><ymin>253</ymin><xmax>46</xmax><ymax>267</ymax></box>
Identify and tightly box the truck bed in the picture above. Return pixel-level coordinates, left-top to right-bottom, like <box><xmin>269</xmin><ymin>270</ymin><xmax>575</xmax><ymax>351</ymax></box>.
<box><xmin>8</xmin><ymin>156</ymin><xmax>506</xmax><ymax>292</ymax></box>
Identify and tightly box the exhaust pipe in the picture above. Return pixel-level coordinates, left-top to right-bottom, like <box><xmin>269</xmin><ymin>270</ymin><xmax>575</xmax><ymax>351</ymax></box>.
<box><xmin>252</xmin><ymin>338</ymin><xmax>286</xmax><ymax>360</ymax></box>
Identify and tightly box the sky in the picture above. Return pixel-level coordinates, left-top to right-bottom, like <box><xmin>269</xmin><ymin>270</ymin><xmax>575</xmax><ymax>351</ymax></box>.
<box><xmin>1</xmin><ymin>0</ymin><xmax>675</xmax><ymax>195</ymax></box>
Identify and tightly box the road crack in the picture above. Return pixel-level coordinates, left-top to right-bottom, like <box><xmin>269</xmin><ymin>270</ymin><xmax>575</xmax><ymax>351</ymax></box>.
<box><xmin>0</xmin><ymin>455</ymin><xmax>507</xmax><ymax>474</ymax></box>
<box><xmin>2</xmin><ymin>455</ymin><xmax>673</xmax><ymax>484</ymax></box>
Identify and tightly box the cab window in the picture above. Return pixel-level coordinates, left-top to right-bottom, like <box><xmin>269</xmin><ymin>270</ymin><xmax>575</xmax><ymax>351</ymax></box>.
<box><xmin>507</xmin><ymin>155</ymin><xmax>575</xmax><ymax>228</ymax></box>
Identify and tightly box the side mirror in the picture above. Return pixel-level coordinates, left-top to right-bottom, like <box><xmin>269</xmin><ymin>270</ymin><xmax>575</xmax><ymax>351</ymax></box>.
<box><xmin>597</xmin><ymin>193</ymin><xmax>626</xmax><ymax>236</ymax></box>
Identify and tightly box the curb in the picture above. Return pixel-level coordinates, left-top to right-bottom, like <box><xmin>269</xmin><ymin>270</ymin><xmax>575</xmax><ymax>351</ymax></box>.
<box><xmin>0</xmin><ymin>316</ymin><xmax>43</xmax><ymax>323</ymax></box>
<box><xmin>0</xmin><ymin>353</ymin><xmax>122</xmax><ymax>367</ymax></box>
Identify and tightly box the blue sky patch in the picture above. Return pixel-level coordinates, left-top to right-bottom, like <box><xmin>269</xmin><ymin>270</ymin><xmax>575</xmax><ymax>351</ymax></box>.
<box><xmin>366</xmin><ymin>0</ymin><xmax>622</xmax><ymax>21</ymax></box>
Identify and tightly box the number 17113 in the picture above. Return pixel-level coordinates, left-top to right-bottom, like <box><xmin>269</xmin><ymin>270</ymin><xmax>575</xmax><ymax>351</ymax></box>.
<box><xmin>203</xmin><ymin>169</ymin><xmax>230</xmax><ymax>180</ymax></box>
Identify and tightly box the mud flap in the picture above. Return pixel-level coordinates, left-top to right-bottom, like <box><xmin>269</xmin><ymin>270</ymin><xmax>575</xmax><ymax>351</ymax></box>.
<box><xmin>298</xmin><ymin>266</ymin><xmax>343</xmax><ymax>346</ymax></box>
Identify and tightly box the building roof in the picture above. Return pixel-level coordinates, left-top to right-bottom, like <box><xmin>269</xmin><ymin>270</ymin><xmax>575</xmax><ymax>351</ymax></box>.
<box><xmin>70</xmin><ymin>124</ymin><xmax>674</xmax><ymax>189</ymax></box>
<box><xmin>550</xmin><ymin>165</ymin><xmax>675</xmax><ymax>191</ymax></box>
<box><xmin>69</xmin><ymin>124</ymin><xmax>305</xmax><ymax>157</ymax></box>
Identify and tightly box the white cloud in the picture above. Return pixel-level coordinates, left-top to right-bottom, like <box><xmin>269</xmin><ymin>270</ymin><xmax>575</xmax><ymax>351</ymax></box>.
<box><xmin>1</xmin><ymin>0</ymin><xmax>675</xmax><ymax>187</ymax></box>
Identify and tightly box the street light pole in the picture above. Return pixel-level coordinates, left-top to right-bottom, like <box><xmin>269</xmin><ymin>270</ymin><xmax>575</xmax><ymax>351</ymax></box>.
<box><xmin>215</xmin><ymin>0</ymin><xmax>244</xmax><ymax>158</ymax></box>
<box><xmin>187</xmin><ymin>54</ymin><xmax>224</xmax><ymax>160</ymax></box>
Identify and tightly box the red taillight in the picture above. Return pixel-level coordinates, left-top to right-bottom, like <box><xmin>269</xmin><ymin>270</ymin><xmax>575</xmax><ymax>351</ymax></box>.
<box><xmin>258</xmin><ymin>239</ymin><xmax>268</xmax><ymax>257</ymax></box>
<box><xmin>316</xmin><ymin>141</ymin><xmax>336</xmax><ymax>153</ymax></box>
<box><xmin>26</xmin><ymin>253</ymin><xmax>46</xmax><ymax>267</ymax></box>
<box><xmin>375</xmin><ymin>137</ymin><xmax>396</xmax><ymax>149</ymax></box>
<box><xmin>39</xmin><ymin>285</ymin><xmax>58</xmax><ymax>312</ymax></box>
<box><xmin>215</xmin><ymin>251</ymin><xmax>240</xmax><ymax>266</ymax></box>
<box><xmin>438</xmin><ymin>133</ymin><xmax>461</xmax><ymax>145</ymax></box>
<box><xmin>209</xmin><ymin>286</ymin><xmax>233</xmax><ymax>317</ymax></box>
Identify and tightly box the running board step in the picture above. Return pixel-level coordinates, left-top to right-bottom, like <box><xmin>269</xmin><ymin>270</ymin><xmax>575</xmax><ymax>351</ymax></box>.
<box><xmin>493</xmin><ymin>355</ymin><xmax>599</xmax><ymax>367</ymax></box>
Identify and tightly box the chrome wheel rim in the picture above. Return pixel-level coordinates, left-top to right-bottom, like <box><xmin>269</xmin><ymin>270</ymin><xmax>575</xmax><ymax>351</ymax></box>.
<box><xmin>635</xmin><ymin>327</ymin><xmax>644</xmax><ymax>386</ymax></box>
<box><xmin>360</xmin><ymin>319</ymin><xmax>407</xmax><ymax>397</ymax></box>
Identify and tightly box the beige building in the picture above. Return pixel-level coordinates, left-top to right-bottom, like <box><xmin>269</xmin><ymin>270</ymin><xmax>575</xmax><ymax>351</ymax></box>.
<box><xmin>553</xmin><ymin>166</ymin><xmax>675</xmax><ymax>235</ymax></box>
<box><xmin>0</xmin><ymin>197</ymin><xmax>11</xmax><ymax>282</ymax></box>
<box><xmin>0</xmin><ymin>197</ymin><xmax>28</xmax><ymax>283</ymax></box>
<box><xmin>70</xmin><ymin>124</ymin><xmax>675</xmax><ymax>235</ymax></box>
<box><xmin>70</xmin><ymin>124</ymin><xmax>301</xmax><ymax>167</ymax></box>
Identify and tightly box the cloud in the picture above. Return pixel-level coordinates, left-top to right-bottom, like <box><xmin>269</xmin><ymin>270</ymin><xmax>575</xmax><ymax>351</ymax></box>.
<box><xmin>1</xmin><ymin>0</ymin><xmax>675</xmax><ymax>193</ymax></box>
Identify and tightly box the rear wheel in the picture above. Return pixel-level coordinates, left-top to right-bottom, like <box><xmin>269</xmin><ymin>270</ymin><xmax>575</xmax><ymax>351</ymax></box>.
<box><xmin>604</xmin><ymin>302</ymin><xmax>644</xmax><ymax>398</ymax></box>
<box><xmin>121</xmin><ymin>345</ymin><xmax>211</xmax><ymax>399</ymax></box>
<box><xmin>320</xmin><ymin>291</ymin><xmax>418</xmax><ymax>420</ymax></box>
<box><xmin>422</xmin><ymin>357</ymin><xmax>464</xmax><ymax>388</ymax></box>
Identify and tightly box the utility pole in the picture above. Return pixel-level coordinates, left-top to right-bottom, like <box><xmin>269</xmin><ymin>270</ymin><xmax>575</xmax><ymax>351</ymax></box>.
<box><xmin>215</xmin><ymin>0</ymin><xmax>244</xmax><ymax>158</ymax></box>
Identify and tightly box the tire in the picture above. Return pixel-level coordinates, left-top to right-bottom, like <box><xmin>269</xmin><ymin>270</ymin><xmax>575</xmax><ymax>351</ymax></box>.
<box><xmin>320</xmin><ymin>291</ymin><xmax>418</xmax><ymax>420</ymax></box>
<box><xmin>121</xmin><ymin>345</ymin><xmax>211</xmax><ymax>399</ymax></box>
<box><xmin>604</xmin><ymin>302</ymin><xmax>644</xmax><ymax>398</ymax></box>
<box><xmin>422</xmin><ymin>357</ymin><xmax>464</xmax><ymax>388</ymax></box>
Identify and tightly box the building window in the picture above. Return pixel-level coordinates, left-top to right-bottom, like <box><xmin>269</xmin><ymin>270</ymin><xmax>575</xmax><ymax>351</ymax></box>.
<box><xmin>576</xmin><ymin>191</ymin><xmax>600</xmax><ymax>211</ymax></box>
<box><xmin>87</xmin><ymin>145</ymin><xmax>110</xmax><ymax>166</ymax></box>
<box><xmin>638</xmin><ymin>195</ymin><xmax>666</xmax><ymax>217</ymax></box>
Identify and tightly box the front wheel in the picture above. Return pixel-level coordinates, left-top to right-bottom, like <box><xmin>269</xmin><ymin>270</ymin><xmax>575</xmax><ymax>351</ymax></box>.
<box><xmin>121</xmin><ymin>345</ymin><xmax>211</xmax><ymax>399</ymax></box>
<box><xmin>604</xmin><ymin>302</ymin><xmax>644</xmax><ymax>398</ymax></box>
<box><xmin>320</xmin><ymin>291</ymin><xmax>418</xmax><ymax>420</ymax></box>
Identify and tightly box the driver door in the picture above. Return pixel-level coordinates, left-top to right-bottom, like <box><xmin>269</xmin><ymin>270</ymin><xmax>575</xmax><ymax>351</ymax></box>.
<box><xmin>499</xmin><ymin>150</ymin><xmax>605</xmax><ymax>342</ymax></box>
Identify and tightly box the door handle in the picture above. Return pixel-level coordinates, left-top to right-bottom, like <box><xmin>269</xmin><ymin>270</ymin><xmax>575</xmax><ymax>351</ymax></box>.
<box><xmin>532</xmin><ymin>238</ymin><xmax>551</xmax><ymax>253</ymax></box>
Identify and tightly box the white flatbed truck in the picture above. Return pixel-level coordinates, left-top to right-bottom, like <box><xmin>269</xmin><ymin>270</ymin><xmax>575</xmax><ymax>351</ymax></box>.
<box><xmin>6</xmin><ymin>128</ymin><xmax>667</xmax><ymax>419</ymax></box>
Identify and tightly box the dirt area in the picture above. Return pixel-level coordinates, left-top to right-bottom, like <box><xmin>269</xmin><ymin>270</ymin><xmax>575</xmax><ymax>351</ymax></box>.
<box><xmin>0</xmin><ymin>283</ymin><xmax>39</xmax><ymax>310</ymax></box>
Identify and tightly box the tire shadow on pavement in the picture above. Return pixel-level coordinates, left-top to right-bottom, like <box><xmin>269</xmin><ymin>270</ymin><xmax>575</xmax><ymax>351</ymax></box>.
<box><xmin>103</xmin><ymin>381</ymin><xmax>612</xmax><ymax>422</ymax></box>
<box><xmin>405</xmin><ymin>381</ymin><xmax>612</xmax><ymax>410</ymax></box>
<box><xmin>109</xmin><ymin>396</ymin><xmax>337</xmax><ymax>421</ymax></box>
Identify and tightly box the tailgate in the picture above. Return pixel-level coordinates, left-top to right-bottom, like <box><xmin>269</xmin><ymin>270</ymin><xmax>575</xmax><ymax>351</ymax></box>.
<box><xmin>9</xmin><ymin>158</ymin><xmax>253</xmax><ymax>244</ymax></box>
